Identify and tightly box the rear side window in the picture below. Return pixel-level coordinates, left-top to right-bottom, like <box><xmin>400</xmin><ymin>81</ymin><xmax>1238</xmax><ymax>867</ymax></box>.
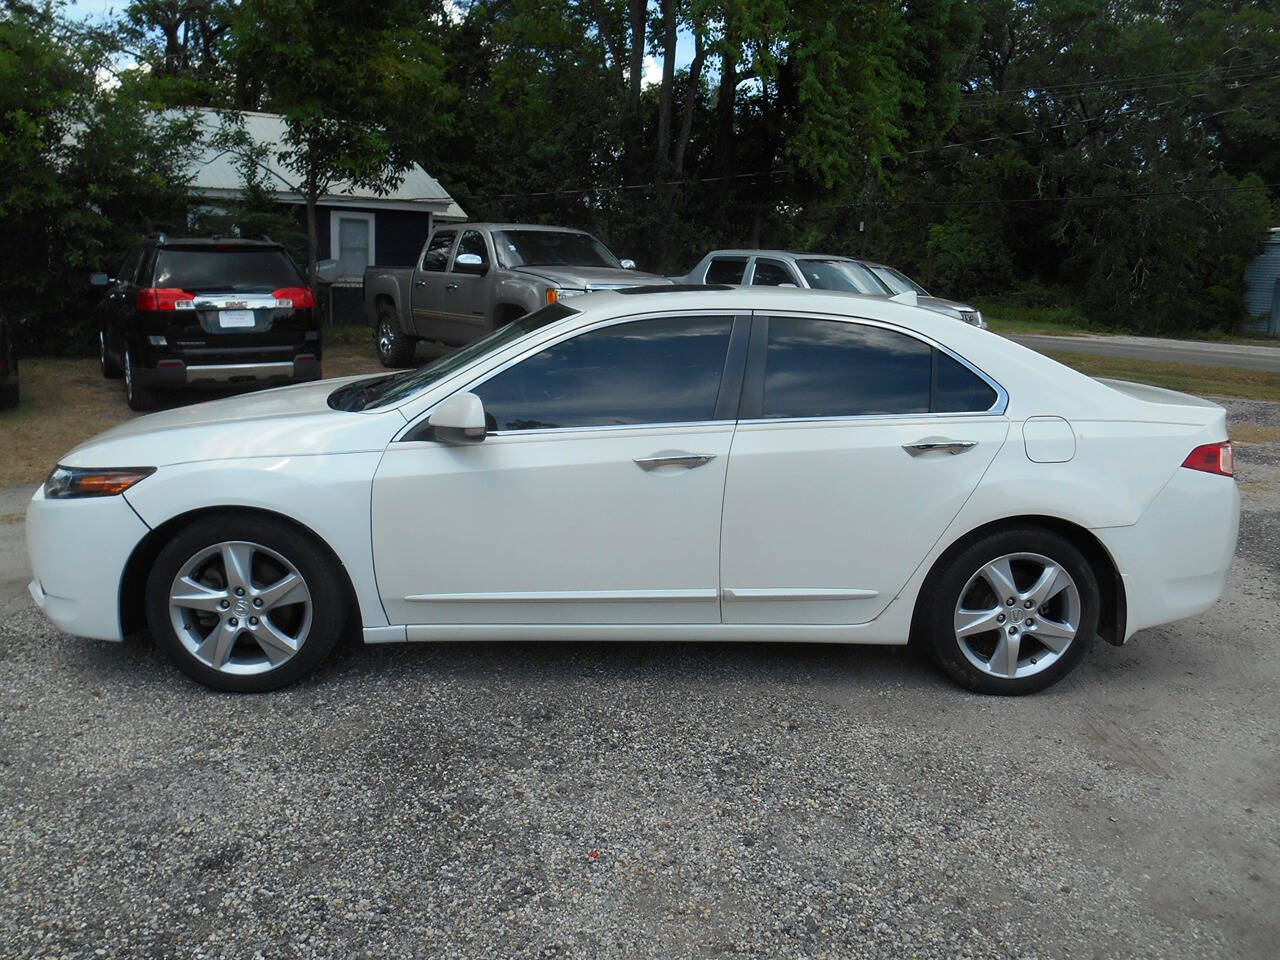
<box><xmin>705</xmin><ymin>257</ymin><xmax>748</xmax><ymax>284</ymax></box>
<box><xmin>759</xmin><ymin>317</ymin><xmax>1000</xmax><ymax>418</ymax></box>
<box><xmin>474</xmin><ymin>316</ymin><xmax>733</xmax><ymax>431</ymax></box>
<box><xmin>421</xmin><ymin>231</ymin><xmax>455</xmax><ymax>272</ymax></box>
<box><xmin>751</xmin><ymin>259</ymin><xmax>798</xmax><ymax>286</ymax></box>
<box><xmin>934</xmin><ymin>350</ymin><xmax>997</xmax><ymax>412</ymax></box>
<box><xmin>152</xmin><ymin>248</ymin><xmax>302</xmax><ymax>291</ymax></box>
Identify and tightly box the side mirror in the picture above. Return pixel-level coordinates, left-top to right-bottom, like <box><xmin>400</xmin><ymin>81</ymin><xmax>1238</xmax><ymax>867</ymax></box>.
<box><xmin>90</xmin><ymin>273</ymin><xmax>114</xmax><ymax>287</ymax></box>
<box><xmin>454</xmin><ymin>253</ymin><xmax>487</xmax><ymax>275</ymax></box>
<box><xmin>428</xmin><ymin>391</ymin><xmax>487</xmax><ymax>444</ymax></box>
<box><xmin>620</xmin><ymin>259</ymin><xmax>637</xmax><ymax>270</ymax></box>
<box><xmin>313</xmin><ymin>259</ymin><xmax>341</xmax><ymax>284</ymax></box>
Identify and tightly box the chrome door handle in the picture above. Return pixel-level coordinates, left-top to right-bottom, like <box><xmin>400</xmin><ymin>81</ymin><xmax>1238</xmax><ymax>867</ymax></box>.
<box><xmin>445</xmin><ymin>282</ymin><xmax>459</xmax><ymax>292</ymax></box>
<box><xmin>634</xmin><ymin>454</ymin><xmax>717</xmax><ymax>471</ymax></box>
<box><xmin>903</xmin><ymin>439</ymin><xmax>977</xmax><ymax>456</ymax></box>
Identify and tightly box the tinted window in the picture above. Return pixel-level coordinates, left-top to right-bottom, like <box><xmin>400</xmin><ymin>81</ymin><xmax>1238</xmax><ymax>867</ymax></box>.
<box><xmin>751</xmin><ymin>259</ymin><xmax>798</xmax><ymax>286</ymax></box>
<box><xmin>454</xmin><ymin>230</ymin><xmax>488</xmax><ymax>269</ymax></box>
<box><xmin>151</xmin><ymin>248</ymin><xmax>302</xmax><ymax>291</ymax></box>
<box><xmin>474</xmin><ymin>316</ymin><xmax>732</xmax><ymax>431</ymax></box>
<box><xmin>935</xmin><ymin>350</ymin><xmax>997</xmax><ymax>412</ymax></box>
<box><xmin>118</xmin><ymin>248</ymin><xmax>144</xmax><ymax>286</ymax></box>
<box><xmin>705</xmin><ymin>257</ymin><xmax>748</xmax><ymax>284</ymax></box>
<box><xmin>763</xmin><ymin>317</ymin><xmax>932</xmax><ymax>418</ymax></box>
<box><xmin>421</xmin><ymin>231</ymin><xmax>455</xmax><ymax>272</ymax></box>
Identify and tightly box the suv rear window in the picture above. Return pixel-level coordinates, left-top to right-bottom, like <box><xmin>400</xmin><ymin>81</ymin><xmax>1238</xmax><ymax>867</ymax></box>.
<box><xmin>152</xmin><ymin>247</ymin><xmax>303</xmax><ymax>291</ymax></box>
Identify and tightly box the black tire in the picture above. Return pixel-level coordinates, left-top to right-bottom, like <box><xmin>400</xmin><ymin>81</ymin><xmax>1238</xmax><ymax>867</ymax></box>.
<box><xmin>919</xmin><ymin>527</ymin><xmax>1099</xmax><ymax>695</ymax></box>
<box><xmin>100</xmin><ymin>331</ymin><xmax>122</xmax><ymax>378</ymax></box>
<box><xmin>144</xmin><ymin>512</ymin><xmax>348</xmax><ymax>693</ymax></box>
<box><xmin>123</xmin><ymin>350</ymin><xmax>155</xmax><ymax>411</ymax></box>
<box><xmin>375</xmin><ymin>305</ymin><xmax>417</xmax><ymax>368</ymax></box>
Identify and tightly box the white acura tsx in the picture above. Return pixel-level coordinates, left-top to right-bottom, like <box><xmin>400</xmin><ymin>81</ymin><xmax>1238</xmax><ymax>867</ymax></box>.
<box><xmin>27</xmin><ymin>287</ymin><xmax>1239</xmax><ymax>694</ymax></box>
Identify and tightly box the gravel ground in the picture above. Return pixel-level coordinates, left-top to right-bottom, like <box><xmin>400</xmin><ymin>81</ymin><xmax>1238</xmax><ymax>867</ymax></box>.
<box><xmin>1</xmin><ymin>400</ymin><xmax>1277</xmax><ymax>959</ymax></box>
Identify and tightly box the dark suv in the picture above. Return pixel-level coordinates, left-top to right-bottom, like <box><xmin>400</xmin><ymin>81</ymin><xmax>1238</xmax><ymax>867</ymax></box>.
<box><xmin>93</xmin><ymin>237</ymin><xmax>322</xmax><ymax>410</ymax></box>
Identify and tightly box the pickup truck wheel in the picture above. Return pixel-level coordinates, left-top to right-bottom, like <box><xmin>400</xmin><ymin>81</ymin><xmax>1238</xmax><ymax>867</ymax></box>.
<box><xmin>375</xmin><ymin>307</ymin><xmax>417</xmax><ymax>368</ymax></box>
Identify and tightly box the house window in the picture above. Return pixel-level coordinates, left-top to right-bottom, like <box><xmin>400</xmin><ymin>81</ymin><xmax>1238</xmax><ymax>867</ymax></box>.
<box><xmin>330</xmin><ymin>210</ymin><xmax>376</xmax><ymax>279</ymax></box>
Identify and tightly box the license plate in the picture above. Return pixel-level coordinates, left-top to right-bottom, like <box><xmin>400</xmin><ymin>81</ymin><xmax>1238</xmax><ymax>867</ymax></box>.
<box><xmin>219</xmin><ymin>309</ymin><xmax>255</xmax><ymax>329</ymax></box>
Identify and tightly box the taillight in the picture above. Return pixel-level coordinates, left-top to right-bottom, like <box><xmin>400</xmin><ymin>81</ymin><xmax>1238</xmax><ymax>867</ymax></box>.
<box><xmin>272</xmin><ymin>287</ymin><xmax>316</xmax><ymax>309</ymax></box>
<box><xmin>137</xmin><ymin>288</ymin><xmax>195</xmax><ymax>311</ymax></box>
<box><xmin>1181</xmin><ymin>441</ymin><xmax>1234</xmax><ymax>478</ymax></box>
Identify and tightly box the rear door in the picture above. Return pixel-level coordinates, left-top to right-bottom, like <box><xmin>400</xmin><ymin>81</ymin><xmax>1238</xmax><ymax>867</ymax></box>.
<box><xmin>410</xmin><ymin>229</ymin><xmax>456</xmax><ymax>338</ymax></box>
<box><xmin>719</xmin><ymin>312</ymin><xmax>1009</xmax><ymax>625</ymax></box>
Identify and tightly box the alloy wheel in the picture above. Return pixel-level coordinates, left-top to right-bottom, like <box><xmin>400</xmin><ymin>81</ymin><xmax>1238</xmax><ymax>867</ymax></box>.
<box><xmin>953</xmin><ymin>551</ymin><xmax>1081</xmax><ymax>679</ymax></box>
<box><xmin>167</xmin><ymin>540</ymin><xmax>313</xmax><ymax>676</ymax></box>
<box><xmin>378</xmin><ymin>318</ymin><xmax>394</xmax><ymax>358</ymax></box>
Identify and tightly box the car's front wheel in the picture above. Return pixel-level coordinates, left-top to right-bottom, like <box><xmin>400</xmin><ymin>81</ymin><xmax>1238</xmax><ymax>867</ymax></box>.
<box><xmin>144</xmin><ymin>513</ymin><xmax>348</xmax><ymax>692</ymax></box>
<box><xmin>921</xmin><ymin>528</ymin><xmax>1099</xmax><ymax>695</ymax></box>
<box><xmin>375</xmin><ymin>306</ymin><xmax>417</xmax><ymax>368</ymax></box>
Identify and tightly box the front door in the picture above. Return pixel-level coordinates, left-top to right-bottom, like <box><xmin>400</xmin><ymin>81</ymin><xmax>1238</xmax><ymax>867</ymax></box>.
<box><xmin>410</xmin><ymin>229</ymin><xmax>456</xmax><ymax>338</ymax></box>
<box><xmin>719</xmin><ymin>313</ymin><xmax>1009</xmax><ymax>625</ymax></box>
<box><xmin>443</xmin><ymin>229</ymin><xmax>495</xmax><ymax>337</ymax></box>
<box><xmin>371</xmin><ymin>312</ymin><xmax>747</xmax><ymax>626</ymax></box>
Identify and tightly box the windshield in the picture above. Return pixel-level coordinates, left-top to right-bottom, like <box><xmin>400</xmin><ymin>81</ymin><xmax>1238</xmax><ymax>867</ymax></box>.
<box><xmin>330</xmin><ymin>303</ymin><xmax>579</xmax><ymax>411</ymax></box>
<box><xmin>796</xmin><ymin>259</ymin><xmax>891</xmax><ymax>295</ymax></box>
<box><xmin>493</xmin><ymin>230</ymin><xmax>621</xmax><ymax>269</ymax></box>
<box><xmin>870</xmin><ymin>265</ymin><xmax>929</xmax><ymax>297</ymax></box>
<box><xmin>153</xmin><ymin>248</ymin><xmax>302</xmax><ymax>291</ymax></box>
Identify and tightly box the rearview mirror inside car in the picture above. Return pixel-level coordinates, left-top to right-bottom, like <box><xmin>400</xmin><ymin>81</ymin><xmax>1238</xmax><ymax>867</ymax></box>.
<box><xmin>89</xmin><ymin>273</ymin><xmax>113</xmax><ymax>287</ymax></box>
<box><xmin>428</xmin><ymin>392</ymin><xmax>487</xmax><ymax>444</ymax></box>
<box><xmin>313</xmin><ymin>260</ymin><xmax>341</xmax><ymax>284</ymax></box>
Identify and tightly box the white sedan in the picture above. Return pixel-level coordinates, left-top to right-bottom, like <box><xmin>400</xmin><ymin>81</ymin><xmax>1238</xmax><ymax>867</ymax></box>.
<box><xmin>26</xmin><ymin>287</ymin><xmax>1239</xmax><ymax>694</ymax></box>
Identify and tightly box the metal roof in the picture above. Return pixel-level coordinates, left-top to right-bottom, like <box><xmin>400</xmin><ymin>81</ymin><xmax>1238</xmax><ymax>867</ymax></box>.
<box><xmin>178</xmin><ymin>109</ymin><xmax>466</xmax><ymax>220</ymax></box>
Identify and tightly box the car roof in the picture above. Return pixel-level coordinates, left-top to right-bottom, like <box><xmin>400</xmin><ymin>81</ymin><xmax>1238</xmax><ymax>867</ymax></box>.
<box><xmin>699</xmin><ymin>249</ymin><xmax>854</xmax><ymax>261</ymax></box>
<box><xmin>447</xmin><ymin>223</ymin><xmax>596</xmax><ymax>234</ymax></box>
<box><xmin>149</xmin><ymin>237</ymin><xmax>283</xmax><ymax>249</ymax></box>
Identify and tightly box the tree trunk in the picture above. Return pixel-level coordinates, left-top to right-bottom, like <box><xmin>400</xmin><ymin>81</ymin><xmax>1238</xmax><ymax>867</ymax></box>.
<box><xmin>672</xmin><ymin>29</ymin><xmax>706</xmax><ymax>176</ymax></box>
<box><xmin>716</xmin><ymin>41</ymin><xmax>738</xmax><ymax>178</ymax></box>
<box><xmin>626</xmin><ymin>0</ymin><xmax>647</xmax><ymax>176</ymax></box>
<box><xmin>654</xmin><ymin>0</ymin><xmax>678</xmax><ymax>169</ymax></box>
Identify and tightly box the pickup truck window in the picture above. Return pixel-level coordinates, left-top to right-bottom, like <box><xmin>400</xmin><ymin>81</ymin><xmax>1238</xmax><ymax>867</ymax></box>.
<box><xmin>342</xmin><ymin>303</ymin><xmax>579</xmax><ymax>411</ymax></box>
<box><xmin>473</xmin><ymin>315</ymin><xmax>732</xmax><ymax>431</ymax></box>
<box><xmin>493</xmin><ymin>230</ymin><xmax>621</xmax><ymax>269</ymax></box>
<box><xmin>152</xmin><ymin>248</ymin><xmax>302</xmax><ymax>291</ymax></box>
<box><xmin>795</xmin><ymin>259</ymin><xmax>888</xmax><ymax>296</ymax></box>
<box><xmin>454</xmin><ymin>230</ymin><xmax>489</xmax><ymax>270</ymax></box>
<box><xmin>421</xmin><ymin>231</ymin><xmax>455</xmax><ymax>272</ymax></box>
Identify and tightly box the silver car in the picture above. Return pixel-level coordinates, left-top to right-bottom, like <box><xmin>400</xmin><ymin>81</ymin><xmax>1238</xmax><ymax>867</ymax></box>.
<box><xmin>679</xmin><ymin>250</ymin><xmax>986</xmax><ymax>328</ymax></box>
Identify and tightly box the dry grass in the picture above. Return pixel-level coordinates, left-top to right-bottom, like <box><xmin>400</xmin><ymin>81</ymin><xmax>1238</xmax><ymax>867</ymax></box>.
<box><xmin>3</xmin><ymin>339</ymin><xmax>1277</xmax><ymax>490</ymax></box>
<box><xmin>1045</xmin><ymin>352</ymin><xmax>1280</xmax><ymax>403</ymax></box>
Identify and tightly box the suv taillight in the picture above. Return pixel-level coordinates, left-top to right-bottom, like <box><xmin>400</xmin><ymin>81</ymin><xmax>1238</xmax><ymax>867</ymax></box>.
<box><xmin>1182</xmin><ymin>441</ymin><xmax>1234</xmax><ymax>478</ymax></box>
<box><xmin>137</xmin><ymin>288</ymin><xmax>195</xmax><ymax>311</ymax></box>
<box><xmin>272</xmin><ymin>287</ymin><xmax>316</xmax><ymax>309</ymax></box>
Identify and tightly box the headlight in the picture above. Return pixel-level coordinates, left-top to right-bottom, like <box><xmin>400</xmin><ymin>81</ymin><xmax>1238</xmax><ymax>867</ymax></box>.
<box><xmin>44</xmin><ymin>465</ymin><xmax>156</xmax><ymax>499</ymax></box>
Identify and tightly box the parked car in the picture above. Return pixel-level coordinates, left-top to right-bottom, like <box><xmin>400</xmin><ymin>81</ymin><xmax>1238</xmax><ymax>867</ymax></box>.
<box><xmin>93</xmin><ymin>237</ymin><xmax>322</xmax><ymax>411</ymax></box>
<box><xmin>679</xmin><ymin>250</ymin><xmax>987</xmax><ymax>327</ymax></box>
<box><xmin>28</xmin><ymin>287</ymin><xmax>1237</xmax><ymax>696</ymax></box>
<box><xmin>0</xmin><ymin>313</ymin><xmax>18</xmax><ymax>409</ymax></box>
<box><xmin>363</xmin><ymin>223</ymin><xmax>669</xmax><ymax>367</ymax></box>
<box><xmin>857</xmin><ymin>260</ymin><xmax>986</xmax><ymax>328</ymax></box>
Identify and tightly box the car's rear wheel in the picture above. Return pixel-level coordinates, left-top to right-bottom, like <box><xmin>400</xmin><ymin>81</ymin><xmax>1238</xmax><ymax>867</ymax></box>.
<box><xmin>100</xmin><ymin>331</ymin><xmax>121</xmax><ymax>379</ymax></box>
<box><xmin>123</xmin><ymin>350</ymin><xmax>155</xmax><ymax>411</ymax></box>
<box><xmin>921</xmin><ymin>528</ymin><xmax>1099</xmax><ymax>695</ymax></box>
<box><xmin>144</xmin><ymin>514</ymin><xmax>347</xmax><ymax>692</ymax></box>
<box><xmin>375</xmin><ymin>305</ymin><xmax>417</xmax><ymax>368</ymax></box>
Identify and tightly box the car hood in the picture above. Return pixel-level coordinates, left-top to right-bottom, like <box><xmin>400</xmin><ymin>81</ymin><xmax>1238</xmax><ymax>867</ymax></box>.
<box><xmin>61</xmin><ymin>376</ymin><xmax>406</xmax><ymax>469</ymax></box>
<box><xmin>513</xmin><ymin>265</ymin><xmax>671</xmax><ymax>290</ymax></box>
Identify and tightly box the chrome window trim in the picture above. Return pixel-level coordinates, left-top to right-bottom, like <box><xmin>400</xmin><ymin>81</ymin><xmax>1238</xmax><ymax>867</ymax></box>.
<box><xmin>752</xmin><ymin>309</ymin><xmax>1009</xmax><ymax>419</ymax></box>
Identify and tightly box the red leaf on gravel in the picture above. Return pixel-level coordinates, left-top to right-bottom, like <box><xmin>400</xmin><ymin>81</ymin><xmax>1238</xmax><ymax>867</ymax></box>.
<box><xmin>587</xmin><ymin>849</ymin><xmax>599</xmax><ymax>859</ymax></box>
